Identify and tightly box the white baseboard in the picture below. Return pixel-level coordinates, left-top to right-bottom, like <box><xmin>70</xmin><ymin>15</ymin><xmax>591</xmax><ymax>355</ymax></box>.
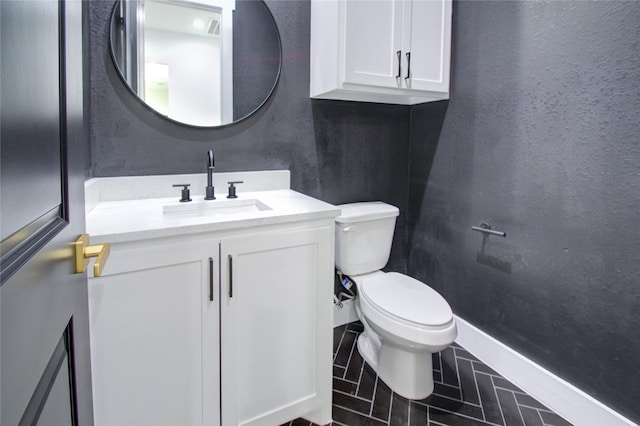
<box><xmin>454</xmin><ymin>315</ymin><xmax>637</xmax><ymax>426</ymax></box>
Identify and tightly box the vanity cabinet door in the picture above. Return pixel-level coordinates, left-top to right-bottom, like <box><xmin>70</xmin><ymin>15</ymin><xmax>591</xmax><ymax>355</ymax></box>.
<box><xmin>88</xmin><ymin>236</ymin><xmax>220</xmax><ymax>426</ymax></box>
<box><xmin>220</xmin><ymin>226</ymin><xmax>333</xmax><ymax>426</ymax></box>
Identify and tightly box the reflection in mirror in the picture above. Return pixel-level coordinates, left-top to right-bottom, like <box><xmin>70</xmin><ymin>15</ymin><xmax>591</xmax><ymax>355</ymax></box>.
<box><xmin>110</xmin><ymin>0</ymin><xmax>281</xmax><ymax>127</ymax></box>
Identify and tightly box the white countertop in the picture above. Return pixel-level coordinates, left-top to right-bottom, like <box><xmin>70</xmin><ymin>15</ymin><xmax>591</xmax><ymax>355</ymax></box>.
<box><xmin>85</xmin><ymin>172</ymin><xmax>340</xmax><ymax>244</ymax></box>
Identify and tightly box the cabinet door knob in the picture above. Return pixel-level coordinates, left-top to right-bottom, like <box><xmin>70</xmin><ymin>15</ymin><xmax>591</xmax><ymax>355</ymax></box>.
<box><xmin>74</xmin><ymin>234</ymin><xmax>110</xmax><ymax>277</ymax></box>
<box><xmin>395</xmin><ymin>50</ymin><xmax>402</xmax><ymax>79</ymax></box>
<box><xmin>405</xmin><ymin>51</ymin><xmax>411</xmax><ymax>82</ymax></box>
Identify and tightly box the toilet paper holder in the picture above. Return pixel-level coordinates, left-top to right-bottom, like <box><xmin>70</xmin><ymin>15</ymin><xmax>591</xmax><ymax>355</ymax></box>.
<box><xmin>472</xmin><ymin>223</ymin><xmax>506</xmax><ymax>238</ymax></box>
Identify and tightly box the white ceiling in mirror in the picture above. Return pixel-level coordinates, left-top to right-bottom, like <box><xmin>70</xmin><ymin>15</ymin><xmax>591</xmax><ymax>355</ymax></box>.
<box><xmin>144</xmin><ymin>0</ymin><xmax>221</xmax><ymax>37</ymax></box>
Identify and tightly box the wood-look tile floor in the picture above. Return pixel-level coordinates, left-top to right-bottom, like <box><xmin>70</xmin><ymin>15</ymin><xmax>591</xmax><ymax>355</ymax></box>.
<box><xmin>285</xmin><ymin>321</ymin><xmax>573</xmax><ymax>426</ymax></box>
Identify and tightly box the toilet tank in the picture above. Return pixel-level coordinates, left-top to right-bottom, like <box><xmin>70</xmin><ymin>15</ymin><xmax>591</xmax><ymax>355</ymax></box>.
<box><xmin>335</xmin><ymin>202</ymin><xmax>400</xmax><ymax>276</ymax></box>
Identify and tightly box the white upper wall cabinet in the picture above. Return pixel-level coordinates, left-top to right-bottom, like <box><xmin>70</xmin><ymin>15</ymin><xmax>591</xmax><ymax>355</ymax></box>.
<box><xmin>310</xmin><ymin>0</ymin><xmax>452</xmax><ymax>105</ymax></box>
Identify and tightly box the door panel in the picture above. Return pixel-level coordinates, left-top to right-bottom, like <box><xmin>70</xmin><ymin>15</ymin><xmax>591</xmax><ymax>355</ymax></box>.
<box><xmin>0</xmin><ymin>0</ymin><xmax>63</xmax><ymax>245</ymax></box>
<box><xmin>1</xmin><ymin>0</ymin><xmax>92</xmax><ymax>425</ymax></box>
<box><xmin>37</xmin><ymin>352</ymin><xmax>73</xmax><ymax>426</ymax></box>
<box><xmin>22</xmin><ymin>324</ymin><xmax>76</xmax><ymax>426</ymax></box>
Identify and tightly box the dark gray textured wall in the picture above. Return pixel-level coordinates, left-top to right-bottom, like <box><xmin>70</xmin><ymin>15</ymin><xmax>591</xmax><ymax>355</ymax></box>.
<box><xmin>409</xmin><ymin>1</ymin><xmax>640</xmax><ymax>421</ymax></box>
<box><xmin>87</xmin><ymin>0</ymin><xmax>409</xmax><ymax>269</ymax></box>
<box><xmin>232</xmin><ymin>0</ymin><xmax>281</xmax><ymax>121</ymax></box>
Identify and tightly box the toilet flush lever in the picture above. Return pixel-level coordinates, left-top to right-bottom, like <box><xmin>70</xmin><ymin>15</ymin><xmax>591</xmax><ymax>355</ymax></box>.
<box><xmin>341</xmin><ymin>225</ymin><xmax>356</xmax><ymax>233</ymax></box>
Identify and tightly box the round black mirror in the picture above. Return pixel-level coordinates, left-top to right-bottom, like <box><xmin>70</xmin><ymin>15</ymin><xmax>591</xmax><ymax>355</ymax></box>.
<box><xmin>109</xmin><ymin>0</ymin><xmax>282</xmax><ymax>127</ymax></box>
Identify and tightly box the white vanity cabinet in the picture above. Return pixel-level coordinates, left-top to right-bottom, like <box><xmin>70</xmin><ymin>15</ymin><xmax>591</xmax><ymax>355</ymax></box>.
<box><xmin>310</xmin><ymin>0</ymin><xmax>452</xmax><ymax>104</ymax></box>
<box><xmin>88</xmin><ymin>221</ymin><xmax>333</xmax><ymax>426</ymax></box>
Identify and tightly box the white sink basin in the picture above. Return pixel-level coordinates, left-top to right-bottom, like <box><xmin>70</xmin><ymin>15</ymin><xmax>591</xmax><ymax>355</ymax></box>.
<box><xmin>163</xmin><ymin>198</ymin><xmax>272</xmax><ymax>217</ymax></box>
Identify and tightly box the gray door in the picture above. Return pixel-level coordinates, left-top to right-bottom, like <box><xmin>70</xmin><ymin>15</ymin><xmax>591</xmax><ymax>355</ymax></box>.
<box><xmin>1</xmin><ymin>0</ymin><xmax>93</xmax><ymax>425</ymax></box>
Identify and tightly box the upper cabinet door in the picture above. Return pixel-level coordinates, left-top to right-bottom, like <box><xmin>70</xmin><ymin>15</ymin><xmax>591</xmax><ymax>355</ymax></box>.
<box><xmin>343</xmin><ymin>0</ymin><xmax>405</xmax><ymax>88</ymax></box>
<box><xmin>404</xmin><ymin>0</ymin><xmax>452</xmax><ymax>92</ymax></box>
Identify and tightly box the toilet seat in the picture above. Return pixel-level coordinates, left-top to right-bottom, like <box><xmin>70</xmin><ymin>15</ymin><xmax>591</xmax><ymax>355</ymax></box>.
<box><xmin>356</xmin><ymin>272</ymin><xmax>456</xmax><ymax>346</ymax></box>
<box><xmin>359</xmin><ymin>272</ymin><xmax>452</xmax><ymax>327</ymax></box>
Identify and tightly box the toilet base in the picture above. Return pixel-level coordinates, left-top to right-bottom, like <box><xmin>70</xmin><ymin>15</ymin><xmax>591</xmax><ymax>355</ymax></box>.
<box><xmin>357</xmin><ymin>333</ymin><xmax>435</xmax><ymax>400</ymax></box>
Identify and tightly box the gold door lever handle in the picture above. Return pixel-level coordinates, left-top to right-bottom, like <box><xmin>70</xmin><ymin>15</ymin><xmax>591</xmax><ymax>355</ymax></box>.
<box><xmin>74</xmin><ymin>234</ymin><xmax>110</xmax><ymax>277</ymax></box>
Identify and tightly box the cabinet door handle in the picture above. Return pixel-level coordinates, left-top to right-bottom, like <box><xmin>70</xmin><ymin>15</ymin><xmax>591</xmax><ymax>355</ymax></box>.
<box><xmin>228</xmin><ymin>255</ymin><xmax>233</xmax><ymax>298</ymax></box>
<box><xmin>405</xmin><ymin>52</ymin><xmax>411</xmax><ymax>82</ymax></box>
<box><xmin>209</xmin><ymin>257</ymin><xmax>214</xmax><ymax>302</ymax></box>
<box><xmin>396</xmin><ymin>50</ymin><xmax>402</xmax><ymax>79</ymax></box>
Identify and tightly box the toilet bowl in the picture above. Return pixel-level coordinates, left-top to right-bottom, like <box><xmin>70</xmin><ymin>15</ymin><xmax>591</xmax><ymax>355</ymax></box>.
<box><xmin>353</xmin><ymin>271</ymin><xmax>457</xmax><ymax>399</ymax></box>
<box><xmin>335</xmin><ymin>202</ymin><xmax>457</xmax><ymax>399</ymax></box>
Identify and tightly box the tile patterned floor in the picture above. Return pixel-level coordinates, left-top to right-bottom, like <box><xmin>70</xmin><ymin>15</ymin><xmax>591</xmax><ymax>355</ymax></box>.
<box><xmin>285</xmin><ymin>321</ymin><xmax>573</xmax><ymax>426</ymax></box>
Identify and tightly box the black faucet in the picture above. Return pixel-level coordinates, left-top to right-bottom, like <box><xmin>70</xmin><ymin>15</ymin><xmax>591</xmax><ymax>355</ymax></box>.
<box><xmin>205</xmin><ymin>150</ymin><xmax>215</xmax><ymax>200</ymax></box>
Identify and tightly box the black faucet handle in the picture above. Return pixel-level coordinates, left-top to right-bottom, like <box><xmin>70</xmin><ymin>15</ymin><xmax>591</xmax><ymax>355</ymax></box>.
<box><xmin>172</xmin><ymin>184</ymin><xmax>192</xmax><ymax>202</ymax></box>
<box><xmin>227</xmin><ymin>181</ymin><xmax>244</xmax><ymax>199</ymax></box>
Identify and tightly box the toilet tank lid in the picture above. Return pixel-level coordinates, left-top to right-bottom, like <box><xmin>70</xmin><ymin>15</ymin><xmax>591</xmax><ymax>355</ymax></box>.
<box><xmin>336</xmin><ymin>202</ymin><xmax>399</xmax><ymax>224</ymax></box>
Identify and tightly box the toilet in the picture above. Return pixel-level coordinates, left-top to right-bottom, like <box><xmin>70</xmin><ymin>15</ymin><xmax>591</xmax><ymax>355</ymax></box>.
<box><xmin>335</xmin><ymin>202</ymin><xmax>457</xmax><ymax>400</ymax></box>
